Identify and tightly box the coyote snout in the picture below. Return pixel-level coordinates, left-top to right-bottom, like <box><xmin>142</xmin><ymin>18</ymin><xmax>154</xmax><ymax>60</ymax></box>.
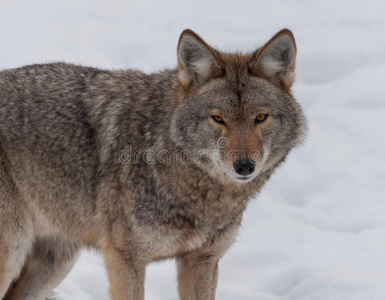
<box><xmin>220</xmin><ymin>149</ymin><xmax>268</xmax><ymax>183</ymax></box>
<box><xmin>214</xmin><ymin>128</ymin><xmax>268</xmax><ymax>183</ymax></box>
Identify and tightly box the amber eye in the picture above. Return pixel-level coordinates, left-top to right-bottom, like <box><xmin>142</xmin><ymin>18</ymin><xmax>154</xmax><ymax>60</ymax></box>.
<box><xmin>255</xmin><ymin>114</ymin><xmax>268</xmax><ymax>123</ymax></box>
<box><xmin>212</xmin><ymin>115</ymin><xmax>225</xmax><ymax>125</ymax></box>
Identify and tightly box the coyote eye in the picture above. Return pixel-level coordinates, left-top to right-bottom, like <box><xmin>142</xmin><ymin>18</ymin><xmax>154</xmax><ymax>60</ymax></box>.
<box><xmin>212</xmin><ymin>115</ymin><xmax>225</xmax><ymax>125</ymax></box>
<box><xmin>255</xmin><ymin>114</ymin><xmax>268</xmax><ymax>123</ymax></box>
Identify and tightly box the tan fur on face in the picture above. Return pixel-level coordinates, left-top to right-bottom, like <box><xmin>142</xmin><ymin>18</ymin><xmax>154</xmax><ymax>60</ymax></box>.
<box><xmin>222</xmin><ymin>125</ymin><xmax>264</xmax><ymax>166</ymax></box>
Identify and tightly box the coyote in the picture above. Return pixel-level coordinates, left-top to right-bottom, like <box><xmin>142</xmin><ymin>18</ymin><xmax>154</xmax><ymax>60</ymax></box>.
<box><xmin>0</xmin><ymin>29</ymin><xmax>305</xmax><ymax>299</ymax></box>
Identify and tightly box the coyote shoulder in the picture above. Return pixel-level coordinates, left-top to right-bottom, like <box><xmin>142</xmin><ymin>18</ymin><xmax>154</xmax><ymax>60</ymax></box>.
<box><xmin>0</xmin><ymin>29</ymin><xmax>305</xmax><ymax>299</ymax></box>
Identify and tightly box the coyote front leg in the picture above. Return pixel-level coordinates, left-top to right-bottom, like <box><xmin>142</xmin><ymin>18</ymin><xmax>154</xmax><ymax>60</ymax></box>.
<box><xmin>177</xmin><ymin>221</ymin><xmax>241</xmax><ymax>300</ymax></box>
<box><xmin>103</xmin><ymin>243</ymin><xmax>146</xmax><ymax>300</ymax></box>
<box><xmin>177</xmin><ymin>251</ymin><xmax>219</xmax><ymax>300</ymax></box>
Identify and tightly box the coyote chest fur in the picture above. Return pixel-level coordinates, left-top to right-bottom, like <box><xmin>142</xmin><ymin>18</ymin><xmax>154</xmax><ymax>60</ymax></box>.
<box><xmin>0</xmin><ymin>29</ymin><xmax>305</xmax><ymax>300</ymax></box>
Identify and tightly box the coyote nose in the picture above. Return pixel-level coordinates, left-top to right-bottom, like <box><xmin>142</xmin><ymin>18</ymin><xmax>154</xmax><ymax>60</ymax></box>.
<box><xmin>233</xmin><ymin>158</ymin><xmax>256</xmax><ymax>176</ymax></box>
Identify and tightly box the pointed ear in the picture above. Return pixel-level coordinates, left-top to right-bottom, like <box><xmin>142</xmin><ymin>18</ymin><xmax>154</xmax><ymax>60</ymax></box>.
<box><xmin>177</xmin><ymin>29</ymin><xmax>222</xmax><ymax>88</ymax></box>
<box><xmin>250</xmin><ymin>29</ymin><xmax>297</xmax><ymax>91</ymax></box>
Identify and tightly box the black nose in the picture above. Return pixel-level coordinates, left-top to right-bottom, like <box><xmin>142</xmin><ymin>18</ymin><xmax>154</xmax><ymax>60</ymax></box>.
<box><xmin>233</xmin><ymin>158</ymin><xmax>256</xmax><ymax>176</ymax></box>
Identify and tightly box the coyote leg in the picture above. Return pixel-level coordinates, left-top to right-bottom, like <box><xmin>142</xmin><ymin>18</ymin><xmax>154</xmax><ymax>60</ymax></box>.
<box><xmin>103</xmin><ymin>243</ymin><xmax>146</xmax><ymax>300</ymax></box>
<box><xmin>0</xmin><ymin>154</ymin><xmax>33</xmax><ymax>299</ymax></box>
<box><xmin>5</xmin><ymin>237</ymin><xmax>80</xmax><ymax>300</ymax></box>
<box><xmin>177</xmin><ymin>221</ymin><xmax>241</xmax><ymax>300</ymax></box>
<box><xmin>177</xmin><ymin>250</ymin><xmax>219</xmax><ymax>300</ymax></box>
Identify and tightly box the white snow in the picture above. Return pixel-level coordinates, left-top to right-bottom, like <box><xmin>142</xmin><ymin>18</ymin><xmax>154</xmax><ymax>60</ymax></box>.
<box><xmin>1</xmin><ymin>0</ymin><xmax>385</xmax><ymax>299</ymax></box>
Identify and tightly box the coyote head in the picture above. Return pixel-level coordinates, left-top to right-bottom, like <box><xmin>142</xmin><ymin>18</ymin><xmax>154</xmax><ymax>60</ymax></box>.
<box><xmin>170</xmin><ymin>29</ymin><xmax>306</xmax><ymax>183</ymax></box>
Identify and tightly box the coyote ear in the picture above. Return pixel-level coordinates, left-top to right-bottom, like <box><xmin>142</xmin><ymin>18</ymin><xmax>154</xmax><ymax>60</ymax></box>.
<box><xmin>177</xmin><ymin>29</ymin><xmax>222</xmax><ymax>88</ymax></box>
<box><xmin>250</xmin><ymin>29</ymin><xmax>296</xmax><ymax>91</ymax></box>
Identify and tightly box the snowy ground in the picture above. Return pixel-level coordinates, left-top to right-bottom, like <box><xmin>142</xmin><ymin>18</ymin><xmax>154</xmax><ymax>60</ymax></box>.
<box><xmin>1</xmin><ymin>1</ymin><xmax>385</xmax><ymax>299</ymax></box>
